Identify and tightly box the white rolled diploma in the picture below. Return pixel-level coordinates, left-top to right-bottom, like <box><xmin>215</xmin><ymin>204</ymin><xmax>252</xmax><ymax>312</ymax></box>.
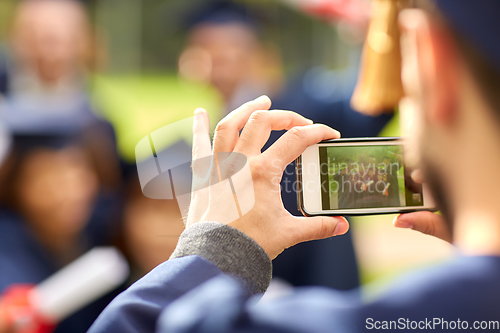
<box><xmin>29</xmin><ymin>247</ymin><xmax>129</xmax><ymax>322</ymax></box>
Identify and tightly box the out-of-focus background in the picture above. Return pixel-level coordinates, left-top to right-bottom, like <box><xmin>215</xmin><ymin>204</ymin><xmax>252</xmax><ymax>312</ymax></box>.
<box><xmin>0</xmin><ymin>0</ymin><xmax>454</xmax><ymax>331</ymax></box>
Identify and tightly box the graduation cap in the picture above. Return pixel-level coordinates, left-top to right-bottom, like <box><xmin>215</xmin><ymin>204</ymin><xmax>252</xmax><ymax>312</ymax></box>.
<box><xmin>11</xmin><ymin>132</ymin><xmax>84</xmax><ymax>155</ymax></box>
<box><xmin>434</xmin><ymin>0</ymin><xmax>500</xmax><ymax>73</ymax></box>
<box><xmin>184</xmin><ymin>0</ymin><xmax>262</xmax><ymax>34</ymax></box>
<box><xmin>0</xmin><ymin>90</ymin><xmax>106</xmax><ymax>157</ymax></box>
<box><xmin>0</xmin><ymin>97</ymin><xmax>97</xmax><ymax>136</ymax></box>
<box><xmin>351</xmin><ymin>0</ymin><xmax>500</xmax><ymax>115</ymax></box>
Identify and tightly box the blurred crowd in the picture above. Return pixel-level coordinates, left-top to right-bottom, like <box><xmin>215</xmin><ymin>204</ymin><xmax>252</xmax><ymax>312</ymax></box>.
<box><xmin>0</xmin><ymin>0</ymin><xmax>392</xmax><ymax>332</ymax></box>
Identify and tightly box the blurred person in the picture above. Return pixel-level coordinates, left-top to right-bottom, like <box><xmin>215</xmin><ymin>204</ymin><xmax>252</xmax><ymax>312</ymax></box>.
<box><xmin>0</xmin><ymin>0</ymin><xmax>121</xmax><ymax>184</ymax></box>
<box><xmin>349</xmin><ymin>169</ymin><xmax>364</xmax><ymax>208</ymax></box>
<box><xmin>375</xmin><ymin>171</ymin><xmax>388</xmax><ymax>204</ymax></box>
<box><xmin>0</xmin><ymin>132</ymin><xmax>120</xmax><ymax>333</ymax></box>
<box><xmin>336</xmin><ymin>166</ymin><xmax>351</xmax><ymax>209</ymax></box>
<box><xmin>0</xmin><ymin>0</ymin><xmax>97</xmax><ymax>112</ymax></box>
<box><xmin>179</xmin><ymin>1</ymin><xmax>282</xmax><ymax>113</ymax></box>
<box><xmin>359</xmin><ymin>167</ymin><xmax>384</xmax><ymax>208</ymax></box>
<box><xmin>0</xmin><ymin>0</ymin><xmax>119</xmax><ymax>187</ymax></box>
<box><xmin>382</xmin><ymin>155</ymin><xmax>401</xmax><ymax>206</ymax></box>
<box><xmin>87</xmin><ymin>0</ymin><xmax>500</xmax><ymax>331</ymax></box>
<box><xmin>357</xmin><ymin>156</ymin><xmax>375</xmax><ymax>208</ymax></box>
<box><xmin>2</xmin><ymin>139</ymin><xmax>98</xmax><ymax>261</ymax></box>
<box><xmin>0</xmin><ymin>0</ymin><xmax>121</xmax><ymax>197</ymax></box>
<box><xmin>333</xmin><ymin>166</ymin><xmax>347</xmax><ymax>209</ymax></box>
<box><xmin>115</xmin><ymin>135</ymin><xmax>196</xmax><ymax>282</ymax></box>
<box><xmin>364</xmin><ymin>166</ymin><xmax>375</xmax><ymax>189</ymax></box>
<box><xmin>117</xmin><ymin>174</ymin><xmax>185</xmax><ymax>282</ymax></box>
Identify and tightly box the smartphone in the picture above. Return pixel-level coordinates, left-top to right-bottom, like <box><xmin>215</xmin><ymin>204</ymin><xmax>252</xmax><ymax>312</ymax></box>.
<box><xmin>296</xmin><ymin>137</ymin><xmax>436</xmax><ymax>216</ymax></box>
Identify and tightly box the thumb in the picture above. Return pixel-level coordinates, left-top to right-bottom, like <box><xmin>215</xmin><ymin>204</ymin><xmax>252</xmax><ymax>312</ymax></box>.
<box><xmin>394</xmin><ymin>211</ymin><xmax>452</xmax><ymax>243</ymax></box>
<box><xmin>294</xmin><ymin>216</ymin><xmax>349</xmax><ymax>243</ymax></box>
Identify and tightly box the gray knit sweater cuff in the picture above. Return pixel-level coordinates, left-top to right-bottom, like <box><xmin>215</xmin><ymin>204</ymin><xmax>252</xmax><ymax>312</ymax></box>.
<box><xmin>170</xmin><ymin>222</ymin><xmax>272</xmax><ymax>294</ymax></box>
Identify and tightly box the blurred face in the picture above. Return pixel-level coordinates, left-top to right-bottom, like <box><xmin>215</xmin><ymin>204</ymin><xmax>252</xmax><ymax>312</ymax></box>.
<box><xmin>11</xmin><ymin>0</ymin><xmax>90</xmax><ymax>84</ymax></box>
<box><xmin>399</xmin><ymin>10</ymin><xmax>458</xmax><ymax>221</ymax></box>
<box><xmin>179</xmin><ymin>23</ymin><xmax>258</xmax><ymax>100</ymax></box>
<box><xmin>124</xmin><ymin>197</ymin><xmax>185</xmax><ymax>274</ymax></box>
<box><xmin>399</xmin><ymin>17</ymin><xmax>425</xmax><ymax>171</ymax></box>
<box><xmin>16</xmin><ymin>147</ymin><xmax>98</xmax><ymax>240</ymax></box>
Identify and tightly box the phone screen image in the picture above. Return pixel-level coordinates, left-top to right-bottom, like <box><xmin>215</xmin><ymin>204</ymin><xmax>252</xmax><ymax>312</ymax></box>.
<box><xmin>318</xmin><ymin>145</ymin><xmax>424</xmax><ymax>211</ymax></box>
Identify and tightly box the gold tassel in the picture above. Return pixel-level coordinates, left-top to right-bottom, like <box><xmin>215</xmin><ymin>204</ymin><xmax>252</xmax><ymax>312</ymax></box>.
<box><xmin>351</xmin><ymin>0</ymin><xmax>405</xmax><ymax>115</ymax></box>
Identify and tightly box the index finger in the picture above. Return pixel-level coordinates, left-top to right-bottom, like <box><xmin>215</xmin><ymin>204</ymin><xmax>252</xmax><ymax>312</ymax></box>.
<box><xmin>262</xmin><ymin>124</ymin><xmax>340</xmax><ymax>172</ymax></box>
<box><xmin>411</xmin><ymin>169</ymin><xmax>425</xmax><ymax>184</ymax></box>
<box><xmin>235</xmin><ymin>110</ymin><xmax>313</xmax><ymax>156</ymax></box>
<box><xmin>192</xmin><ymin>108</ymin><xmax>211</xmax><ymax>160</ymax></box>
<box><xmin>213</xmin><ymin>96</ymin><xmax>272</xmax><ymax>154</ymax></box>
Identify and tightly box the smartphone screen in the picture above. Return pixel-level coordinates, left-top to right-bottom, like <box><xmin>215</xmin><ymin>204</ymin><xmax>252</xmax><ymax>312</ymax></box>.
<box><xmin>298</xmin><ymin>138</ymin><xmax>435</xmax><ymax>216</ymax></box>
<box><xmin>318</xmin><ymin>144</ymin><xmax>423</xmax><ymax>210</ymax></box>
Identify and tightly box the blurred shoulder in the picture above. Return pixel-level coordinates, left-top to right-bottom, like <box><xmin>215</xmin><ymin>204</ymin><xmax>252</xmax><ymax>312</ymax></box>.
<box><xmin>364</xmin><ymin>256</ymin><xmax>500</xmax><ymax>320</ymax></box>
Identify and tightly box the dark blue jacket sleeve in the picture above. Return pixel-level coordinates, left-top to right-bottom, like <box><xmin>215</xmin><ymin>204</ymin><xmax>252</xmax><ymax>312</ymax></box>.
<box><xmin>87</xmin><ymin>256</ymin><xmax>225</xmax><ymax>333</ymax></box>
<box><xmin>157</xmin><ymin>275</ymin><xmax>361</xmax><ymax>333</ymax></box>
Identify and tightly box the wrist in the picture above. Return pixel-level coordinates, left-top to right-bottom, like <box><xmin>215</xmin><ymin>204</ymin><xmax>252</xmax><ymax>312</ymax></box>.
<box><xmin>170</xmin><ymin>222</ymin><xmax>272</xmax><ymax>294</ymax></box>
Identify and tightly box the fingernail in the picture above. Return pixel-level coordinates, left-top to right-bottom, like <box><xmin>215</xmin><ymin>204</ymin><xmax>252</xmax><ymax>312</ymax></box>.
<box><xmin>396</xmin><ymin>221</ymin><xmax>413</xmax><ymax>229</ymax></box>
<box><xmin>325</xmin><ymin>126</ymin><xmax>341</xmax><ymax>138</ymax></box>
<box><xmin>194</xmin><ymin>108</ymin><xmax>205</xmax><ymax>115</ymax></box>
<box><xmin>306</xmin><ymin>118</ymin><xmax>314</xmax><ymax>124</ymax></box>
<box><xmin>393</xmin><ymin>216</ymin><xmax>413</xmax><ymax>229</ymax></box>
<box><xmin>255</xmin><ymin>95</ymin><xmax>270</xmax><ymax>103</ymax></box>
<box><xmin>333</xmin><ymin>220</ymin><xmax>348</xmax><ymax>236</ymax></box>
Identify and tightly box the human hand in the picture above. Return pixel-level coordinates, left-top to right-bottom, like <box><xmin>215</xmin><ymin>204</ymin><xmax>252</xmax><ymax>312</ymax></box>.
<box><xmin>393</xmin><ymin>211</ymin><xmax>451</xmax><ymax>243</ymax></box>
<box><xmin>188</xmin><ymin>96</ymin><xmax>348</xmax><ymax>259</ymax></box>
<box><xmin>393</xmin><ymin>170</ymin><xmax>451</xmax><ymax>243</ymax></box>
